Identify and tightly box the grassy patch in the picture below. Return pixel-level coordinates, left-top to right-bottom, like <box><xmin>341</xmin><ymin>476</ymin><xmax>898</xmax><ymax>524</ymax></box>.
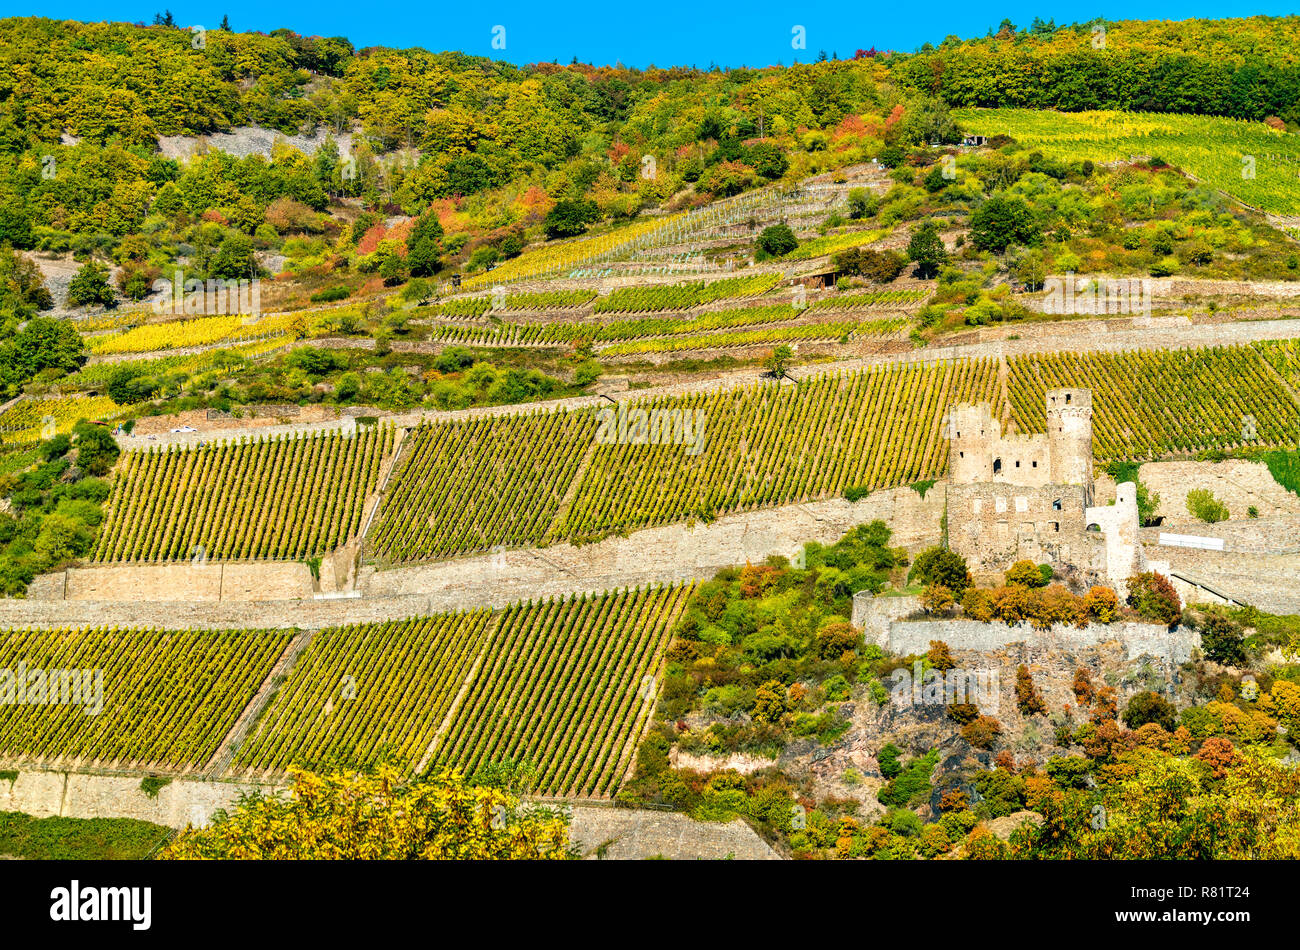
<box><xmin>0</xmin><ymin>812</ymin><xmax>170</xmax><ymax>860</ymax></box>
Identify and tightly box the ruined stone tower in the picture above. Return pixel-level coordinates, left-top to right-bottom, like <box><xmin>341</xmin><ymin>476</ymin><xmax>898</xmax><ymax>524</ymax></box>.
<box><xmin>1045</xmin><ymin>388</ymin><xmax>1093</xmax><ymax>501</ymax></box>
<box><xmin>947</xmin><ymin>388</ymin><xmax>1102</xmax><ymax>575</ymax></box>
<box><xmin>948</xmin><ymin>389</ymin><xmax>1091</xmax><ymax>491</ymax></box>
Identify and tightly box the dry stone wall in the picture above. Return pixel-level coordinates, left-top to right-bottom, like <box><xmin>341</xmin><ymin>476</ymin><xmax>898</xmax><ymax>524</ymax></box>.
<box><xmin>1</xmin><ymin>490</ymin><xmax>941</xmax><ymax>628</ymax></box>
<box><xmin>882</xmin><ymin>618</ymin><xmax>1198</xmax><ymax>664</ymax></box>
<box><xmin>34</xmin><ymin>562</ymin><xmax>317</xmax><ymax>603</ymax></box>
<box><xmin>0</xmin><ymin>769</ymin><xmax>276</xmax><ymax>829</ymax></box>
<box><xmin>1139</xmin><ymin>460</ymin><xmax>1300</xmax><ymax>526</ymax></box>
<box><xmin>567</xmin><ymin>806</ymin><xmax>780</xmax><ymax>860</ymax></box>
<box><xmin>365</xmin><ymin>486</ymin><xmax>945</xmax><ymax>610</ymax></box>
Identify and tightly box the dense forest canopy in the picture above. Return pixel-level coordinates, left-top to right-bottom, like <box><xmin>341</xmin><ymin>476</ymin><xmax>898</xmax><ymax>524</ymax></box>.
<box><xmin>893</xmin><ymin>16</ymin><xmax>1300</xmax><ymax>121</ymax></box>
<box><xmin>0</xmin><ymin>13</ymin><xmax>1298</xmax><ymax>312</ymax></box>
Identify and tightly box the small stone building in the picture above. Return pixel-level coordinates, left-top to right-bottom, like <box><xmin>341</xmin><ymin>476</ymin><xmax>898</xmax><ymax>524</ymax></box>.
<box><xmin>946</xmin><ymin>389</ymin><xmax>1146</xmax><ymax>590</ymax></box>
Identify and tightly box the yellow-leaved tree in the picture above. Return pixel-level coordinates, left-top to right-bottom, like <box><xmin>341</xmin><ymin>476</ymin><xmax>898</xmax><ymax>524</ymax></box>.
<box><xmin>160</xmin><ymin>767</ymin><xmax>572</xmax><ymax>860</ymax></box>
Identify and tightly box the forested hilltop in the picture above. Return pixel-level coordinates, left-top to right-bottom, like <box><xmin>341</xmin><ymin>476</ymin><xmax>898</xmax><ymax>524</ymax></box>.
<box><xmin>2</xmin><ymin>14</ymin><xmax>1299</xmax><ymax>266</ymax></box>
<box><xmin>893</xmin><ymin>16</ymin><xmax>1300</xmax><ymax>121</ymax></box>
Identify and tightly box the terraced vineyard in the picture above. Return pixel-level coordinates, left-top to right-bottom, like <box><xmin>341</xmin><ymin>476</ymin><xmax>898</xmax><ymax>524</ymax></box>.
<box><xmin>367</xmin><ymin>409</ymin><xmax>598</xmax><ymax>563</ymax></box>
<box><xmin>809</xmin><ymin>290</ymin><xmax>929</xmax><ymax>310</ymax></box>
<box><xmin>424</xmin><ymin>306</ymin><xmax>909</xmax><ymax>353</ymax></box>
<box><xmin>89</xmin><ymin>312</ymin><xmax>302</xmax><ymax>355</ymax></box>
<box><xmin>557</xmin><ymin>359</ymin><xmax>1000</xmax><ymax>542</ymax></box>
<box><xmin>432</xmin><ymin>585</ymin><xmax>690</xmax><ymax>796</ymax></box>
<box><xmin>94</xmin><ymin>426</ymin><xmax>396</xmax><ymax>562</ymax></box>
<box><xmin>598</xmin><ymin>317</ymin><xmax>906</xmax><ymax>355</ymax></box>
<box><xmin>231</xmin><ymin>586</ymin><xmax>686</xmax><ymax>796</ymax></box>
<box><xmin>459</xmin><ymin>212</ymin><xmax>690</xmax><ymax>291</ymax></box>
<box><xmin>368</xmin><ymin>358</ymin><xmax>1000</xmax><ymax>561</ymax></box>
<box><xmin>61</xmin><ymin>338</ymin><xmax>293</xmax><ymax>390</ymax></box>
<box><xmin>0</xmin><ymin>395</ymin><xmax>126</xmax><ymax>443</ymax></box>
<box><xmin>784</xmin><ymin>228</ymin><xmax>888</xmax><ymax>260</ymax></box>
<box><xmin>1259</xmin><ymin>339</ymin><xmax>1300</xmax><ymax>391</ymax></box>
<box><xmin>1007</xmin><ymin>345</ymin><xmax>1300</xmax><ymax>458</ymax></box>
<box><xmin>591</xmin><ymin>274</ymin><xmax>781</xmax><ymax>313</ymax></box>
<box><xmin>0</xmin><ymin>626</ymin><xmax>291</xmax><ymax>771</ymax></box>
<box><xmin>954</xmin><ymin>108</ymin><xmax>1300</xmax><ymax>215</ymax></box>
<box><xmin>423</xmin><ymin>290</ymin><xmax>599</xmax><ymax>317</ymax></box>
<box><xmin>232</xmin><ymin>610</ymin><xmax>495</xmax><ymax>775</ymax></box>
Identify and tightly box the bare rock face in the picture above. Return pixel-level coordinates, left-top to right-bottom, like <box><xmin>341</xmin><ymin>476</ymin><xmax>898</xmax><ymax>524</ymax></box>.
<box><xmin>774</xmin><ymin>641</ymin><xmax>1194</xmax><ymax>819</ymax></box>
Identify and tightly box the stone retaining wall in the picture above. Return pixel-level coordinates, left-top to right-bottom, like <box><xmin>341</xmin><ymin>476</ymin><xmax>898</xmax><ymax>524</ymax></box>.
<box><xmin>107</xmin><ymin>316</ymin><xmax>1300</xmax><ymax>450</ymax></box>
<box><xmin>0</xmin><ymin>769</ymin><xmax>275</xmax><ymax>829</ymax></box>
<box><xmin>4</xmin><ymin>490</ymin><xmax>941</xmax><ymax>628</ymax></box>
<box><xmin>880</xmin><ymin>618</ymin><xmax>1198</xmax><ymax>663</ymax></box>
<box><xmin>32</xmin><ymin>562</ymin><xmax>317</xmax><ymax>603</ymax></box>
<box><xmin>1139</xmin><ymin>460</ymin><xmax>1300</xmax><ymax>527</ymax></box>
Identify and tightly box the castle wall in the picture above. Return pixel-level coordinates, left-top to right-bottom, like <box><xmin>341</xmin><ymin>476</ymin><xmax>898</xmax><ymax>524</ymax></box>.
<box><xmin>947</xmin><ymin>482</ymin><xmax>1093</xmax><ymax>572</ymax></box>
<box><xmin>1084</xmin><ymin>482</ymin><xmax>1145</xmax><ymax>592</ymax></box>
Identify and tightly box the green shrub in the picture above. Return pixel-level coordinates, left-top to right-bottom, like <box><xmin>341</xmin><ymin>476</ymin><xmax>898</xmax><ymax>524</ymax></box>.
<box><xmin>844</xmin><ymin>485</ymin><xmax>871</xmax><ymax>503</ymax></box>
<box><xmin>1122</xmin><ymin>691</ymin><xmax>1177</xmax><ymax>731</ymax></box>
<box><xmin>310</xmin><ymin>285</ymin><xmax>350</xmax><ymax>303</ymax></box>
<box><xmin>1186</xmin><ymin>489</ymin><xmax>1229</xmax><ymax>523</ymax></box>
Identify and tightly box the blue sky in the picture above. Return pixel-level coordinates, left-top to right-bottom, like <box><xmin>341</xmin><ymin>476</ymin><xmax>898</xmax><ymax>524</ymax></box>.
<box><xmin>2</xmin><ymin>1</ymin><xmax>1296</xmax><ymax>67</ymax></box>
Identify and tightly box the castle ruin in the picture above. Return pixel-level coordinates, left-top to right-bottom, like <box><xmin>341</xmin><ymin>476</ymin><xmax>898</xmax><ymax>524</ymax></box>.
<box><xmin>946</xmin><ymin>388</ymin><xmax>1147</xmax><ymax>592</ymax></box>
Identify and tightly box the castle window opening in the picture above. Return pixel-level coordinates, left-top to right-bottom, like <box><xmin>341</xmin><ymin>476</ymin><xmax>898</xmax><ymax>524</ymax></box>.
<box><xmin>1052</xmin><ymin>499</ymin><xmax>1062</xmax><ymax>511</ymax></box>
<box><xmin>993</xmin><ymin>458</ymin><xmax>1002</xmax><ymax>474</ymax></box>
<box><xmin>1051</xmin><ymin>522</ymin><xmax>1059</xmax><ymax>532</ymax></box>
<box><xmin>1065</xmin><ymin>393</ymin><xmax>1071</xmax><ymax>404</ymax></box>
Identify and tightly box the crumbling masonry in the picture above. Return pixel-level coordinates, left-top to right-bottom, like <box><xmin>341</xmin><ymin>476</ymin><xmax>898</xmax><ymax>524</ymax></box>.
<box><xmin>946</xmin><ymin>389</ymin><xmax>1147</xmax><ymax>591</ymax></box>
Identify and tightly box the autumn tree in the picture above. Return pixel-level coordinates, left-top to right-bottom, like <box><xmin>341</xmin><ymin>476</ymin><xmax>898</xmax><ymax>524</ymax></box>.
<box><xmin>160</xmin><ymin>767</ymin><xmax>571</xmax><ymax>859</ymax></box>
<box><xmin>1071</xmin><ymin>667</ymin><xmax>1095</xmax><ymax>706</ymax></box>
<box><xmin>922</xmin><ymin>584</ymin><xmax>955</xmax><ymax>615</ymax></box>
<box><xmin>927</xmin><ymin>639</ymin><xmax>956</xmax><ymax>671</ymax></box>
<box><xmin>1126</xmin><ymin>572</ymin><xmax>1181</xmax><ymax>626</ymax></box>
<box><xmin>1015</xmin><ymin>664</ymin><xmax>1047</xmax><ymax>716</ymax></box>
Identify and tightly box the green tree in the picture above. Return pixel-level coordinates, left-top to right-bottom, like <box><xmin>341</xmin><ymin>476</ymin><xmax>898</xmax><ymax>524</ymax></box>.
<box><xmin>756</xmin><ymin>224</ymin><xmax>798</xmax><ymax>258</ymax></box>
<box><xmin>72</xmin><ymin>422</ymin><xmax>121</xmax><ymax>476</ymax></box>
<box><xmin>1122</xmin><ymin>691</ymin><xmax>1177</xmax><ymax>731</ymax></box>
<box><xmin>1199</xmin><ymin>611</ymin><xmax>1246</xmax><ymax>665</ymax></box>
<box><xmin>208</xmin><ymin>234</ymin><xmax>261</xmax><ymax>280</ymax></box>
<box><xmin>764</xmin><ymin>344</ymin><xmax>795</xmax><ymax>378</ymax></box>
<box><xmin>66</xmin><ymin>261</ymin><xmax>117</xmax><ymax>307</ymax></box>
<box><xmin>544</xmin><ymin>199</ymin><xmax>598</xmax><ymax>239</ymax></box>
<box><xmin>407</xmin><ymin>213</ymin><xmax>444</xmax><ymax>277</ymax></box>
<box><xmin>1186</xmin><ymin>489</ymin><xmax>1229</xmax><ymax>523</ymax></box>
<box><xmin>0</xmin><ymin>317</ymin><xmax>85</xmax><ymax>391</ymax></box>
<box><xmin>907</xmin><ymin>221</ymin><xmax>947</xmax><ymax>279</ymax></box>
<box><xmin>970</xmin><ymin>195</ymin><xmax>1040</xmax><ymax>253</ymax></box>
<box><xmin>909</xmin><ymin>546</ymin><xmax>971</xmax><ymax>597</ymax></box>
